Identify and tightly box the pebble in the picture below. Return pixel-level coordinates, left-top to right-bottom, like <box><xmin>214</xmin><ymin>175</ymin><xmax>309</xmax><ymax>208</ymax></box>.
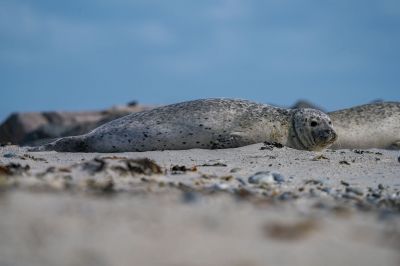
<box><xmin>278</xmin><ymin>191</ymin><xmax>297</xmax><ymax>201</ymax></box>
<box><xmin>181</xmin><ymin>191</ymin><xmax>199</xmax><ymax>204</ymax></box>
<box><xmin>209</xmin><ymin>183</ymin><xmax>230</xmax><ymax>191</ymax></box>
<box><xmin>248</xmin><ymin>171</ymin><xmax>285</xmax><ymax>185</ymax></box>
<box><xmin>3</xmin><ymin>153</ymin><xmax>17</xmax><ymax>158</ymax></box>
<box><xmin>346</xmin><ymin>187</ymin><xmax>364</xmax><ymax>196</ymax></box>
<box><xmin>305</xmin><ymin>179</ymin><xmax>324</xmax><ymax>186</ymax></box>
<box><xmin>248</xmin><ymin>171</ymin><xmax>274</xmax><ymax>185</ymax></box>
<box><xmin>230</xmin><ymin>167</ymin><xmax>241</xmax><ymax>173</ymax></box>
<box><xmin>340</xmin><ymin>180</ymin><xmax>350</xmax><ymax>187</ymax></box>
<box><xmin>236</xmin><ymin>177</ymin><xmax>246</xmax><ymax>186</ymax></box>
<box><xmin>320</xmin><ymin>187</ymin><xmax>332</xmax><ymax>194</ymax></box>
<box><xmin>272</xmin><ymin>173</ymin><xmax>285</xmax><ymax>183</ymax></box>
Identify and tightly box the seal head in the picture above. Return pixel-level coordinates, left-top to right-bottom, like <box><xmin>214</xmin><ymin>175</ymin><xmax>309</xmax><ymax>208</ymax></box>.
<box><xmin>290</xmin><ymin>108</ymin><xmax>337</xmax><ymax>151</ymax></box>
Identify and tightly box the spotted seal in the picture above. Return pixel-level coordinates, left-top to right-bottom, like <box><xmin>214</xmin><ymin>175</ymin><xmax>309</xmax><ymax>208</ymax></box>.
<box><xmin>31</xmin><ymin>98</ymin><xmax>337</xmax><ymax>152</ymax></box>
<box><xmin>329</xmin><ymin>102</ymin><xmax>400</xmax><ymax>149</ymax></box>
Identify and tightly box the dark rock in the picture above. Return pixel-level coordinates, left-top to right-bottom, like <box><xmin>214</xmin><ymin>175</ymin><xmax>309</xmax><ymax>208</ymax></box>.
<box><xmin>0</xmin><ymin>112</ymin><xmax>48</xmax><ymax>145</ymax></box>
<box><xmin>0</xmin><ymin>104</ymin><xmax>154</xmax><ymax>145</ymax></box>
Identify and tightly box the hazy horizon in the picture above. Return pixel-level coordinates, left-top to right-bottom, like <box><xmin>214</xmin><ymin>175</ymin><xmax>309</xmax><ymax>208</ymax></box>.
<box><xmin>1</xmin><ymin>0</ymin><xmax>399</xmax><ymax>123</ymax></box>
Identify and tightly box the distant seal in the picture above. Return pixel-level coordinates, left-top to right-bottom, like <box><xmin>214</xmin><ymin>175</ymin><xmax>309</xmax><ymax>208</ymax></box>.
<box><xmin>31</xmin><ymin>98</ymin><xmax>337</xmax><ymax>152</ymax></box>
<box><xmin>329</xmin><ymin>102</ymin><xmax>400</xmax><ymax>150</ymax></box>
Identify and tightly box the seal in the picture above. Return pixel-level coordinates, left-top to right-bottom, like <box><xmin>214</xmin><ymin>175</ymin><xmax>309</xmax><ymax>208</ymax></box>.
<box><xmin>329</xmin><ymin>102</ymin><xmax>400</xmax><ymax>149</ymax></box>
<box><xmin>31</xmin><ymin>98</ymin><xmax>337</xmax><ymax>152</ymax></box>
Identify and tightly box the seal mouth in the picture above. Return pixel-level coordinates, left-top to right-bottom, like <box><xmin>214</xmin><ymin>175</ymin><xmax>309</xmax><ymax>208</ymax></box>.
<box><xmin>312</xmin><ymin>128</ymin><xmax>337</xmax><ymax>148</ymax></box>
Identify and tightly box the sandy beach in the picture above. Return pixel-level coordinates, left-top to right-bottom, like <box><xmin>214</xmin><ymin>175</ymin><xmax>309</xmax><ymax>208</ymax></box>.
<box><xmin>0</xmin><ymin>143</ymin><xmax>399</xmax><ymax>266</ymax></box>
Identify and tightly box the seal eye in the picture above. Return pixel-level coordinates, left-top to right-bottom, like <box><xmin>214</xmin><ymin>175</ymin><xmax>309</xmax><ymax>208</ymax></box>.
<box><xmin>328</xmin><ymin>121</ymin><xmax>332</xmax><ymax>125</ymax></box>
<box><xmin>310</xmin><ymin>121</ymin><xmax>318</xmax><ymax>127</ymax></box>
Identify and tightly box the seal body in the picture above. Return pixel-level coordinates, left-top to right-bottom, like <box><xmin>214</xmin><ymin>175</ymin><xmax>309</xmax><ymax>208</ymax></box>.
<box><xmin>329</xmin><ymin>102</ymin><xmax>400</xmax><ymax>149</ymax></box>
<box><xmin>33</xmin><ymin>99</ymin><xmax>337</xmax><ymax>152</ymax></box>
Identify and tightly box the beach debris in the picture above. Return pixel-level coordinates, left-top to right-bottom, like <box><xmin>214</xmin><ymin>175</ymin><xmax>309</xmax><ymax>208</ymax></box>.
<box><xmin>100</xmin><ymin>156</ymin><xmax>128</xmax><ymax>160</ymax></box>
<box><xmin>170</xmin><ymin>165</ymin><xmax>197</xmax><ymax>174</ymax></box>
<box><xmin>339</xmin><ymin>160</ymin><xmax>351</xmax><ymax>165</ymax></box>
<box><xmin>82</xmin><ymin>157</ymin><xmax>163</xmax><ymax>176</ymax></box>
<box><xmin>85</xmin><ymin>178</ymin><xmax>115</xmax><ymax>193</ymax></box>
<box><xmin>0</xmin><ymin>163</ymin><xmax>30</xmax><ymax>176</ymax></box>
<box><xmin>248</xmin><ymin>171</ymin><xmax>285</xmax><ymax>185</ymax></box>
<box><xmin>260</xmin><ymin>141</ymin><xmax>283</xmax><ymax>150</ymax></box>
<box><xmin>3</xmin><ymin>152</ymin><xmax>47</xmax><ymax>162</ymax></box>
<box><xmin>199</xmin><ymin>160</ymin><xmax>227</xmax><ymax>167</ymax></box>
<box><xmin>125</xmin><ymin>158</ymin><xmax>162</xmax><ymax>175</ymax></box>
<box><xmin>263</xmin><ymin>219</ymin><xmax>319</xmax><ymax>240</ymax></box>
<box><xmin>353</xmin><ymin>150</ymin><xmax>383</xmax><ymax>156</ymax></box>
<box><xmin>312</xmin><ymin>154</ymin><xmax>329</xmax><ymax>161</ymax></box>
<box><xmin>398</xmin><ymin>156</ymin><xmax>400</xmax><ymax>163</ymax></box>
<box><xmin>234</xmin><ymin>187</ymin><xmax>252</xmax><ymax>199</ymax></box>
<box><xmin>220</xmin><ymin>175</ymin><xmax>234</xmax><ymax>181</ymax></box>
<box><xmin>20</xmin><ymin>154</ymin><xmax>47</xmax><ymax>162</ymax></box>
<box><xmin>82</xmin><ymin>158</ymin><xmax>107</xmax><ymax>173</ymax></box>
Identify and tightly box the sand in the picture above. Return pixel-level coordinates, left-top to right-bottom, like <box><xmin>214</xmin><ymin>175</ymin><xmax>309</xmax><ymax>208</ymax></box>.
<box><xmin>0</xmin><ymin>143</ymin><xmax>399</xmax><ymax>266</ymax></box>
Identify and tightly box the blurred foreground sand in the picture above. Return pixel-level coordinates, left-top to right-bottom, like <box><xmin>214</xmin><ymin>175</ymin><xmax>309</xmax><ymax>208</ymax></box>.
<box><xmin>0</xmin><ymin>144</ymin><xmax>399</xmax><ymax>266</ymax></box>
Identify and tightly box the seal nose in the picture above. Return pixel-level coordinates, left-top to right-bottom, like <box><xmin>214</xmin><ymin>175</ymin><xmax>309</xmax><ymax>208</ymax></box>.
<box><xmin>319</xmin><ymin>129</ymin><xmax>337</xmax><ymax>141</ymax></box>
<box><xmin>330</xmin><ymin>129</ymin><xmax>337</xmax><ymax>141</ymax></box>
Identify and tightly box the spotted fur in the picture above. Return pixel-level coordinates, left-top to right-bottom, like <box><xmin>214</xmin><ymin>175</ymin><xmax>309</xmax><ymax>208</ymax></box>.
<box><xmin>32</xmin><ymin>98</ymin><xmax>337</xmax><ymax>152</ymax></box>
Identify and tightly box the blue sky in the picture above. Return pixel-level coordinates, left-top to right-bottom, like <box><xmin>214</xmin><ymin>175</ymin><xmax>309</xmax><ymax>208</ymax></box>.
<box><xmin>1</xmin><ymin>0</ymin><xmax>399</xmax><ymax>122</ymax></box>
